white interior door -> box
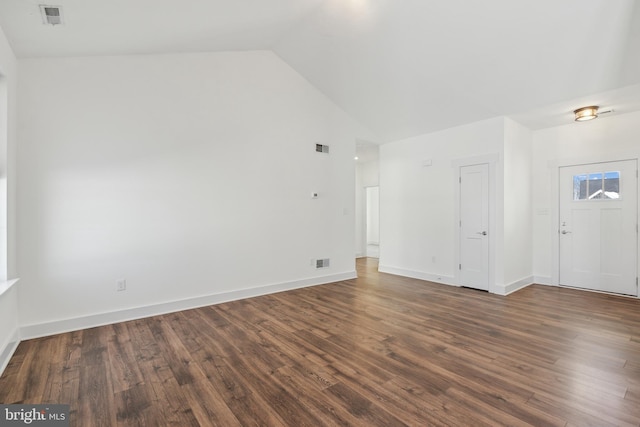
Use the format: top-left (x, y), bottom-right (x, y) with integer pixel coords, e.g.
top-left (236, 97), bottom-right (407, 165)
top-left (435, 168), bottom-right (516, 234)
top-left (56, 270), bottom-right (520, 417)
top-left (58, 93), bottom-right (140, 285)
top-left (459, 164), bottom-right (489, 290)
top-left (559, 160), bottom-right (638, 296)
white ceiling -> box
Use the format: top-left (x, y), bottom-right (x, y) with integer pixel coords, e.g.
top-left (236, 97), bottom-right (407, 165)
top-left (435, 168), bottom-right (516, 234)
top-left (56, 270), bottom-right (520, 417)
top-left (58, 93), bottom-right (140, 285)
top-left (356, 141), bottom-right (379, 163)
top-left (0, 0), bottom-right (324, 56)
top-left (1, 0), bottom-right (639, 142)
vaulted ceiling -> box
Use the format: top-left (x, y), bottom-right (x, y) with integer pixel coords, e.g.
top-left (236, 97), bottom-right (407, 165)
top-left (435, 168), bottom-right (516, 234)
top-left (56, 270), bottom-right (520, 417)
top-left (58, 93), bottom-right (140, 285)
top-left (1, 0), bottom-right (639, 142)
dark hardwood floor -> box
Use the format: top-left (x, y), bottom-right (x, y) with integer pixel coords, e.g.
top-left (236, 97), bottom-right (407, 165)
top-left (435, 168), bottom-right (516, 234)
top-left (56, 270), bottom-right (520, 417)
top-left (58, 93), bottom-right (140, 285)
top-left (1, 257), bottom-right (639, 426)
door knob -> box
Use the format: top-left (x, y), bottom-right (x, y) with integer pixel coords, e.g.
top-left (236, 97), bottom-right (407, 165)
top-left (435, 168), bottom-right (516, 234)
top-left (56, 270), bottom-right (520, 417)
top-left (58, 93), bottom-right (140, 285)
top-left (476, 231), bottom-right (487, 236)
top-left (561, 230), bottom-right (571, 234)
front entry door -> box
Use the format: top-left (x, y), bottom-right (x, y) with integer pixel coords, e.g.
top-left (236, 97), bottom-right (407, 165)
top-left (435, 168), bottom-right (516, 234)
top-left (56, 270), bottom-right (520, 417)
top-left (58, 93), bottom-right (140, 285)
top-left (559, 160), bottom-right (638, 296)
top-left (459, 164), bottom-right (489, 291)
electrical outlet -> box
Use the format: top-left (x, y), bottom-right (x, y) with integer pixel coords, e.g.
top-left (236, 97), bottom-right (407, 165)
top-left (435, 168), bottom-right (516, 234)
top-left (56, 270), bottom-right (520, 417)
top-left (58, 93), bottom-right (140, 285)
top-left (116, 279), bottom-right (127, 292)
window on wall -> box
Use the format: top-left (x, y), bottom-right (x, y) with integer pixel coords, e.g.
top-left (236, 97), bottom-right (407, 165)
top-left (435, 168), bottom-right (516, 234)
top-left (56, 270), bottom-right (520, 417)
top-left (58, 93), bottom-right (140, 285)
top-left (573, 171), bottom-right (620, 200)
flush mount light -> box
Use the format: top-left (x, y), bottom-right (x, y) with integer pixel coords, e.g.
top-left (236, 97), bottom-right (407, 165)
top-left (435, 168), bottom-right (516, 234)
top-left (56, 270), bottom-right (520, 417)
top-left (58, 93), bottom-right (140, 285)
top-left (574, 106), bottom-right (599, 122)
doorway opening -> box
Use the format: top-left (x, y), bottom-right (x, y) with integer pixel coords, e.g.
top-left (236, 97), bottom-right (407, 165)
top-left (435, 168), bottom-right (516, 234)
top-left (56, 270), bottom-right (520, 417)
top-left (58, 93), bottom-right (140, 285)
top-left (355, 141), bottom-right (379, 259)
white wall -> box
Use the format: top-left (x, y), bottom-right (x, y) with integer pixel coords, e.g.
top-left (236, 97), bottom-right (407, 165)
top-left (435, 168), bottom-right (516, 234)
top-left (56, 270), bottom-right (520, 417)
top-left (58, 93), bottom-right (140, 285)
top-left (379, 116), bottom-right (535, 294)
top-left (379, 117), bottom-right (505, 284)
top-left (355, 160), bottom-right (378, 256)
top-left (0, 22), bottom-right (19, 373)
top-left (503, 118), bottom-right (533, 288)
top-left (532, 110), bottom-right (640, 284)
top-left (17, 51), bottom-right (371, 336)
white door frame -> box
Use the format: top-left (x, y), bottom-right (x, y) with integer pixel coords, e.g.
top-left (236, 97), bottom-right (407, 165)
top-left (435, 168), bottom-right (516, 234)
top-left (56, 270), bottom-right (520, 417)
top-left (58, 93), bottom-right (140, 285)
top-left (548, 154), bottom-right (640, 296)
top-left (453, 154), bottom-right (499, 293)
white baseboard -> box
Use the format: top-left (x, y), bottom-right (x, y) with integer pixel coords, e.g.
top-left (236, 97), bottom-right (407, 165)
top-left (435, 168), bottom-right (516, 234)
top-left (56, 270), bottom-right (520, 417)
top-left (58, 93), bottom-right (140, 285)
top-left (494, 276), bottom-right (534, 296)
top-left (379, 265), bottom-right (538, 297)
top-left (0, 329), bottom-right (20, 376)
top-left (378, 265), bottom-right (457, 287)
top-left (533, 276), bottom-right (554, 286)
top-left (20, 271), bottom-right (356, 340)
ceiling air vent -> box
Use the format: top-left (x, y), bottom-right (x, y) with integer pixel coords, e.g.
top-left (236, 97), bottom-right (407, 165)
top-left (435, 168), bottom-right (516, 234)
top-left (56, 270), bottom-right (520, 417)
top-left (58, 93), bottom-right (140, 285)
top-left (315, 144), bottom-right (329, 154)
top-left (39, 5), bottom-right (64, 26)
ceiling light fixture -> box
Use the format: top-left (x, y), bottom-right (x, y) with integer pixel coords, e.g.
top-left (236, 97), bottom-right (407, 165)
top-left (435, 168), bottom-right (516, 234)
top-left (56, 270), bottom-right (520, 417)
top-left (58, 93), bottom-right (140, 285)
top-left (574, 106), bottom-right (599, 122)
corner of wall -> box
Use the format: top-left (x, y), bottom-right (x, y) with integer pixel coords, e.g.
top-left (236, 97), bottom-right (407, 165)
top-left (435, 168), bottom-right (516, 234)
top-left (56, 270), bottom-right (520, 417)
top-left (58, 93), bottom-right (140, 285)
top-left (0, 21), bottom-right (20, 378)
top-left (0, 282), bottom-right (20, 376)
top-left (0, 332), bottom-right (19, 376)
top-left (493, 276), bottom-right (534, 296)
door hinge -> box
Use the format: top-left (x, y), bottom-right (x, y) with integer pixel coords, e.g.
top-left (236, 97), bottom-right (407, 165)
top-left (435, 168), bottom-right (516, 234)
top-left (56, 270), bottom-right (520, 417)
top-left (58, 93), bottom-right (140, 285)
top-left (459, 177), bottom-right (461, 184)
top-left (459, 264), bottom-right (462, 270)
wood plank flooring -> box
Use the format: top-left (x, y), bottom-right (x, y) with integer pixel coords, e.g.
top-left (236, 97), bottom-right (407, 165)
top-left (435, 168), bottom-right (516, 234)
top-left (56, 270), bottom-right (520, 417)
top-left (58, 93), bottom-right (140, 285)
top-left (1, 257), bottom-right (640, 426)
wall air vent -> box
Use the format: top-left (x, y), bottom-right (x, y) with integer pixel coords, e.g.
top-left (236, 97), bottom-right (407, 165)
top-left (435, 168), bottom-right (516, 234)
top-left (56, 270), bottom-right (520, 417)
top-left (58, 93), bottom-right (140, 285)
top-left (40, 5), bottom-right (64, 26)
top-left (316, 258), bottom-right (330, 269)
top-left (315, 144), bottom-right (329, 154)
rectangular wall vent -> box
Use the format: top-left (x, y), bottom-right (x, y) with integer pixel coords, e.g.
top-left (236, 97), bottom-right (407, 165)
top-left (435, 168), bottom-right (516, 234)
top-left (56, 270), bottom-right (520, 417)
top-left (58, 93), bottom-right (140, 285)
top-left (315, 144), bottom-right (329, 154)
top-left (316, 258), bottom-right (330, 269)
top-left (40, 5), bottom-right (64, 25)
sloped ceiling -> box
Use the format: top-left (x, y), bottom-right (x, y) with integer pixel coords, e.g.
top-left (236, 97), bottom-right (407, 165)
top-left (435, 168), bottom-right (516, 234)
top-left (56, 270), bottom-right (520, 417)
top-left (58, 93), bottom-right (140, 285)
top-left (1, 0), bottom-right (639, 142)
top-left (274, 0), bottom-right (640, 141)
top-left (0, 0), bottom-right (324, 56)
